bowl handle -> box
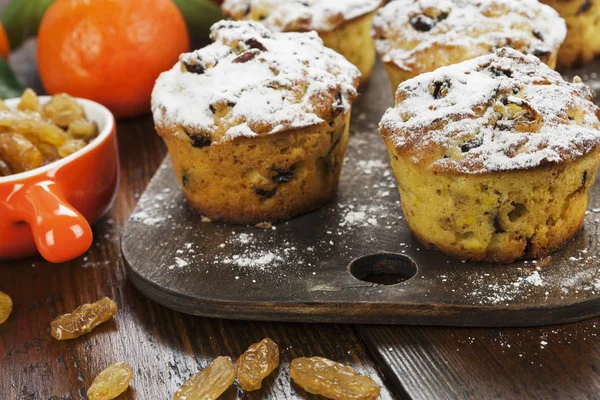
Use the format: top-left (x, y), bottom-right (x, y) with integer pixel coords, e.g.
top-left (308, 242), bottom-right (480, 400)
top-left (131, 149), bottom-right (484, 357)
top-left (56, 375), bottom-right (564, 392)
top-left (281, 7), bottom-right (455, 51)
top-left (11, 180), bottom-right (93, 263)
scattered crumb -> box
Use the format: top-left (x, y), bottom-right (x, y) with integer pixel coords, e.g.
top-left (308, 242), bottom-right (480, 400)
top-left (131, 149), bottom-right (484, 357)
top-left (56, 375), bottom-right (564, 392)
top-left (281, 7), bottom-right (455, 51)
top-left (255, 221), bottom-right (273, 229)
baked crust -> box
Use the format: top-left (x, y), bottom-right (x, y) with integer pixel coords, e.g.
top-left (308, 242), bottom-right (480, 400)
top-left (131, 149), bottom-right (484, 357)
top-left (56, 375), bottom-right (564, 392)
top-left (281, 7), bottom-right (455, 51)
top-left (317, 11), bottom-right (378, 84)
top-left (539, 0), bottom-right (600, 68)
top-left (372, 0), bottom-right (566, 89)
top-left (386, 144), bottom-right (600, 263)
top-left (159, 112), bottom-right (351, 224)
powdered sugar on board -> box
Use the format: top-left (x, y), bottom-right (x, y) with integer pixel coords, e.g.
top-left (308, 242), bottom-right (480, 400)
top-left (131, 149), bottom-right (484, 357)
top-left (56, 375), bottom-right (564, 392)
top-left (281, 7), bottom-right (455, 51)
top-left (130, 188), bottom-right (175, 227)
top-left (221, 0), bottom-right (383, 32)
top-left (425, 235), bottom-right (600, 306)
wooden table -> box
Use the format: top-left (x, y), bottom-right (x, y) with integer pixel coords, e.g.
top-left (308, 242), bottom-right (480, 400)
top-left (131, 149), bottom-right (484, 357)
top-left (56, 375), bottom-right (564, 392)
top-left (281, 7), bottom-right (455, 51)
top-left (2, 28), bottom-right (600, 400)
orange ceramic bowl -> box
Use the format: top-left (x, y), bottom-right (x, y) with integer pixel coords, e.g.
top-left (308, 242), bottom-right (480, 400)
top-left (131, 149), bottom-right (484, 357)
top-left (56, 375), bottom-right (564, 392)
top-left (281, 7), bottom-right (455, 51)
top-left (0, 97), bottom-right (119, 263)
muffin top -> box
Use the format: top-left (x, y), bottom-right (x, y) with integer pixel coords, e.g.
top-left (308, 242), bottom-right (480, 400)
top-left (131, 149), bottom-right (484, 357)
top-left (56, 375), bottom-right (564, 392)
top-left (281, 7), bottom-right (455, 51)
top-left (372, 0), bottom-right (566, 72)
top-left (221, 0), bottom-right (383, 32)
top-left (379, 48), bottom-right (600, 174)
top-left (152, 21), bottom-right (360, 144)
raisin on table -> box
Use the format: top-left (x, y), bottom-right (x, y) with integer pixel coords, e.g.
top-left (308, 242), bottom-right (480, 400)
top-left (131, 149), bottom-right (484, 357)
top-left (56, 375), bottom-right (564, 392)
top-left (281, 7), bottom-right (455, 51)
top-left (0, 291), bottom-right (12, 324)
top-left (174, 356), bottom-right (235, 400)
top-left (87, 362), bottom-right (133, 400)
top-left (236, 337), bottom-right (280, 391)
top-left (50, 297), bottom-right (117, 340)
top-left (290, 357), bottom-right (381, 400)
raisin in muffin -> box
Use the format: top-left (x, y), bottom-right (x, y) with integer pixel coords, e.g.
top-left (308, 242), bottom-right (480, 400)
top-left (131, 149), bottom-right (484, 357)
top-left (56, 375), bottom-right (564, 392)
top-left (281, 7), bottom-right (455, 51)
top-left (152, 21), bottom-right (360, 224)
top-left (372, 0), bottom-right (567, 92)
top-left (539, 0), bottom-right (600, 68)
top-left (379, 48), bottom-right (600, 263)
top-left (221, 0), bottom-right (383, 83)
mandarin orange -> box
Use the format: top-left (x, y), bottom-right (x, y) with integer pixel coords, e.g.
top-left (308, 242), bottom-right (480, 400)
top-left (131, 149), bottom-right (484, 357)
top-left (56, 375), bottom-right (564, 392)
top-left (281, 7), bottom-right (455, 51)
top-left (37, 0), bottom-right (189, 118)
top-left (0, 22), bottom-right (10, 60)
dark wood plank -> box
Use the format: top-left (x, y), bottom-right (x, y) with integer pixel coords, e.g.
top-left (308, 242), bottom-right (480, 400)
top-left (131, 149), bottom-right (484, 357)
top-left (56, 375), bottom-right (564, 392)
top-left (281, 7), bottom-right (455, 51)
top-left (357, 322), bottom-right (600, 399)
top-left (0, 112), bottom-right (395, 399)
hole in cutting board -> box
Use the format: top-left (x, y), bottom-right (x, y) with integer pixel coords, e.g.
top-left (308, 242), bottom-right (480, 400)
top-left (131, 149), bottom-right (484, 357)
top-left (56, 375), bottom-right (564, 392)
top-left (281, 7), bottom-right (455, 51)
top-left (349, 253), bottom-right (418, 285)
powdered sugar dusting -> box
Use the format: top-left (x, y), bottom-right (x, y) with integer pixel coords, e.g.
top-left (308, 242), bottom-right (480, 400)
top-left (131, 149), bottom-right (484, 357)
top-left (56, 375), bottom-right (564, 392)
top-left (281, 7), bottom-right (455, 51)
top-left (525, 270), bottom-right (543, 287)
top-left (223, 251), bottom-right (283, 269)
top-left (152, 21), bottom-right (360, 144)
top-left (379, 48), bottom-right (600, 174)
top-left (373, 0), bottom-right (566, 71)
top-left (222, 0), bottom-right (383, 32)
top-left (130, 211), bottom-right (165, 227)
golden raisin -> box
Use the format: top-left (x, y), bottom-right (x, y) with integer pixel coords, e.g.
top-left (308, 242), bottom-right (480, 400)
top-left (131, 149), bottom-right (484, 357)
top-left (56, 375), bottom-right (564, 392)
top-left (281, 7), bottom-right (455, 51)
top-left (0, 132), bottom-right (44, 173)
top-left (43, 93), bottom-right (85, 128)
top-left (87, 362), bottom-right (133, 400)
top-left (51, 297), bottom-right (117, 340)
top-left (0, 291), bottom-right (13, 324)
top-left (236, 337), bottom-right (279, 391)
top-left (35, 142), bottom-right (61, 162)
top-left (3, 118), bottom-right (69, 147)
top-left (290, 357), bottom-right (381, 400)
top-left (68, 118), bottom-right (98, 139)
top-left (17, 88), bottom-right (43, 114)
top-left (0, 159), bottom-right (11, 175)
top-left (58, 139), bottom-right (87, 158)
top-left (174, 356), bottom-right (235, 400)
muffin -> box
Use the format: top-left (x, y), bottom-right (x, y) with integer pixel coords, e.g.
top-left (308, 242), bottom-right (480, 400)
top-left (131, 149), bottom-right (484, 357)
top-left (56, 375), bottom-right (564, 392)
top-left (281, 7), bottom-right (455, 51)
top-left (152, 21), bottom-right (360, 224)
top-left (379, 48), bottom-right (600, 263)
top-left (539, 0), bottom-right (600, 68)
top-left (221, 0), bottom-right (384, 83)
top-left (372, 0), bottom-right (567, 92)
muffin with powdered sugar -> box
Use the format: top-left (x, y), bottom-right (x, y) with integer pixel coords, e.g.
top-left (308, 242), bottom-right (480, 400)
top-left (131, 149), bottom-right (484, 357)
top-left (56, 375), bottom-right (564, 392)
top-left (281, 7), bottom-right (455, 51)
top-left (221, 0), bottom-right (384, 83)
top-left (152, 21), bottom-right (360, 224)
top-left (372, 0), bottom-right (566, 92)
top-left (379, 48), bottom-right (600, 263)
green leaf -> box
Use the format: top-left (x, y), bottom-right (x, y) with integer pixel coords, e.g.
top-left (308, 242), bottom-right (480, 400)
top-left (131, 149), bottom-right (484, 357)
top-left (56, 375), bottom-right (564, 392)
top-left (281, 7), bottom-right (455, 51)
top-left (0, 57), bottom-right (24, 99)
top-left (1, 0), bottom-right (55, 50)
top-left (172, 0), bottom-right (223, 44)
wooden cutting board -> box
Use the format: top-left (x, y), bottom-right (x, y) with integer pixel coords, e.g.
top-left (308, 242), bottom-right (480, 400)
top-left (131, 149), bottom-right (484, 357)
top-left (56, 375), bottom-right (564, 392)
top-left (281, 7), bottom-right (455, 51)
top-left (122, 60), bottom-right (600, 327)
